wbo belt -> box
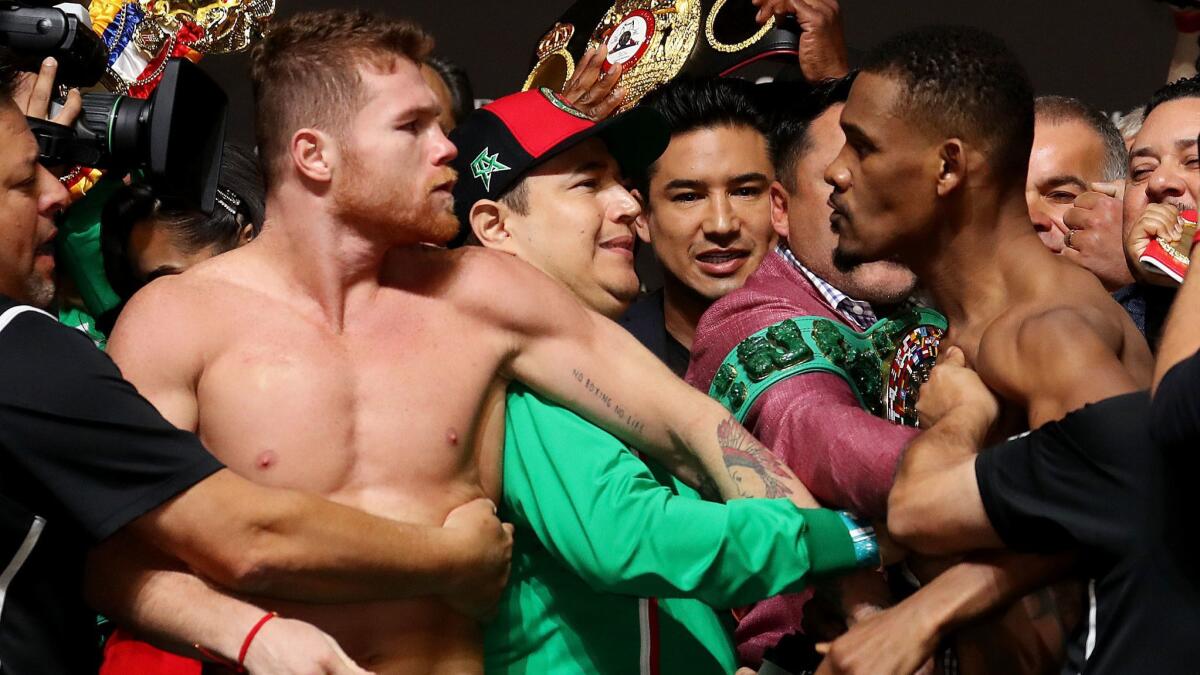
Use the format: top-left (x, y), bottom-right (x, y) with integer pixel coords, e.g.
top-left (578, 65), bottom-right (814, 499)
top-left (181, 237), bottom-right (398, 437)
top-left (708, 308), bottom-right (947, 426)
top-left (524, 0), bottom-right (801, 112)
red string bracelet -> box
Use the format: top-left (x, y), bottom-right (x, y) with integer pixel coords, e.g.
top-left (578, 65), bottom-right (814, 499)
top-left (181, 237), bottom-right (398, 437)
top-left (238, 611), bottom-right (280, 669)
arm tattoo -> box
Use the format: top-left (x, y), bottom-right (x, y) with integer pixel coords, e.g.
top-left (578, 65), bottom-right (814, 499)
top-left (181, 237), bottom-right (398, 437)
top-left (718, 416), bottom-right (794, 499)
top-left (572, 368), bottom-right (645, 434)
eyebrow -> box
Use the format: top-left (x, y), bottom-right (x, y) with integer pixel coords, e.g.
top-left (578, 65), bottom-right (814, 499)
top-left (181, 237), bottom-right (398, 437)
top-left (663, 178), bottom-right (707, 191)
top-left (661, 172), bottom-right (771, 191)
top-left (1131, 137), bottom-right (1198, 159)
top-left (842, 121), bottom-right (875, 146)
top-left (393, 102), bottom-right (441, 121)
top-left (572, 160), bottom-right (607, 175)
top-left (1039, 174), bottom-right (1088, 192)
top-left (729, 172), bottom-right (770, 184)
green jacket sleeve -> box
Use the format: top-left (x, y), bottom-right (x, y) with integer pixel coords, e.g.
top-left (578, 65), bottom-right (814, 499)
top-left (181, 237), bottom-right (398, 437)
top-left (501, 385), bottom-right (858, 609)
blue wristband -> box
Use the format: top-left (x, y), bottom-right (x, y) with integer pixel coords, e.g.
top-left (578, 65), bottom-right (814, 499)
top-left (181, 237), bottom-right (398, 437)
top-left (837, 511), bottom-right (881, 569)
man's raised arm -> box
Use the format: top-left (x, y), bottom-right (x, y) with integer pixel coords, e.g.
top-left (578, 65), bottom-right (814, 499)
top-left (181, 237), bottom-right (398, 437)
top-left (485, 253), bottom-right (819, 505)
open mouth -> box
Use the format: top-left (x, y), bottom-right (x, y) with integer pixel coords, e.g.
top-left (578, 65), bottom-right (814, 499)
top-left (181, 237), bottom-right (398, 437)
top-left (695, 248), bottom-right (750, 276)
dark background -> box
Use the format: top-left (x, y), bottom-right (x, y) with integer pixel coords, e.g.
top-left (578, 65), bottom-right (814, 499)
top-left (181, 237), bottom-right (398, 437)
top-left (202, 1), bottom-right (1182, 146)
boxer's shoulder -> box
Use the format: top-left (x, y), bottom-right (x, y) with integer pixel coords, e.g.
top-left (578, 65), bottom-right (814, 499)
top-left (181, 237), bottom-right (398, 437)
top-left (975, 302), bottom-right (1122, 402)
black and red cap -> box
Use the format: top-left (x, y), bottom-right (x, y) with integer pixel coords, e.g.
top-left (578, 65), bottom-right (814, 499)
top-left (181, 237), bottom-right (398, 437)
top-left (448, 87), bottom-right (668, 246)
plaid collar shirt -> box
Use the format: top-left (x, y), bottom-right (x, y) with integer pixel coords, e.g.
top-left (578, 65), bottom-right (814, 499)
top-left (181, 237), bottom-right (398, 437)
top-left (776, 244), bottom-right (879, 330)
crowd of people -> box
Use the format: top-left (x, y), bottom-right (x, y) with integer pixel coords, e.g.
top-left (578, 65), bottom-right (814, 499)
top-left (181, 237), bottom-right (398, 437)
top-left (3, 1), bottom-right (1200, 674)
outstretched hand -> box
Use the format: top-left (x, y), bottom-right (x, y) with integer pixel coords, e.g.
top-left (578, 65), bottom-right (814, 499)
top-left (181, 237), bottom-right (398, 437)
top-left (751, 0), bottom-right (849, 83)
top-left (560, 45), bottom-right (626, 120)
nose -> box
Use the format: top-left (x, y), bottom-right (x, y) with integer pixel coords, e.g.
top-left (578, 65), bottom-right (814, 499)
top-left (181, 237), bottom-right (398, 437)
top-left (824, 147), bottom-right (851, 193)
top-left (1147, 165), bottom-right (1188, 205)
top-left (609, 184), bottom-right (641, 226)
top-left (432, 125), bottom-right (458, 165)
top-left (36, 164), bottom-right (69, 219)
top-left (1028, 200), bottom-right (1056, 234)
top-left (702, 194), bottom-right (742, 237)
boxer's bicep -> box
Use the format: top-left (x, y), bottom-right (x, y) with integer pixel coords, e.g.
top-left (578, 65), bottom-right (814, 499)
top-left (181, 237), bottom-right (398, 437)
top-left (108, 280), bottom-right (204, 431)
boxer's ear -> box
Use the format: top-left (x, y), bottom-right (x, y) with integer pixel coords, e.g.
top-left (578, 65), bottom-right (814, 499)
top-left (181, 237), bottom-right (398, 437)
top-left (291, 128), bottom-right (333, 183)
top-left (769, 181), bottom-right (790, 240)
top-left (935, 139), bottom-right (966, 197)
top-left (470, 200), bottom-right (518, 253)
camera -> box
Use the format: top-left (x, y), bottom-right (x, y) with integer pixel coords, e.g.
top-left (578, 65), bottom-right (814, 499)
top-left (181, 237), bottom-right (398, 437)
top-left (1, 1), bottom-right (227, 213)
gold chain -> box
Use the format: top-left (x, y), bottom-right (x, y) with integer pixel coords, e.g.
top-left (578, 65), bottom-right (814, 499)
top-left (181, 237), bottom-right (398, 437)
top-left (705, 0), bottom-right (774, 53)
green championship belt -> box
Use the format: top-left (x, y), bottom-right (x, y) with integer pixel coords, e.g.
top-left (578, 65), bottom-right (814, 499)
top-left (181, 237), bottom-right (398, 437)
top-left (708, 307), bottom-right (947, 426)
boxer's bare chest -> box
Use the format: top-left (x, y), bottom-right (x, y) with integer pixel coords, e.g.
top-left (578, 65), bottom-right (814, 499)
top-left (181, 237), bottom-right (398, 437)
top-left (193, 291), bottom-right (507, 523)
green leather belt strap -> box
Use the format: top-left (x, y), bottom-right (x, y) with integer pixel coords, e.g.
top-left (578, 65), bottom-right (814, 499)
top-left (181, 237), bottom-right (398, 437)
top-left (708, 307), bottom-right (948, 423)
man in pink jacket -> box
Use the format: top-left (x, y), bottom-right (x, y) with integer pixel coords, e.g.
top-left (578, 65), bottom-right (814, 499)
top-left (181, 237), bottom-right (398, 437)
top-left (686, 79), bottom-right (921, 666)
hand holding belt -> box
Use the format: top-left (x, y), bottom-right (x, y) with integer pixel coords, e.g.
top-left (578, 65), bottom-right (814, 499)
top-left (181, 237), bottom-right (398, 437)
top-left (524, 0), bottom-right (802, 111)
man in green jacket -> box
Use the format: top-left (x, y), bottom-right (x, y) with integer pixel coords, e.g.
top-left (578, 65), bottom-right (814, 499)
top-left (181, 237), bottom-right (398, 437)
top-left (450, 88), bottom-right (880, 674)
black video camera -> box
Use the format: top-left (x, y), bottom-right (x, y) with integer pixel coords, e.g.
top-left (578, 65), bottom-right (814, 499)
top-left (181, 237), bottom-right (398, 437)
top-left (0, 1), bottom-right (226, 213)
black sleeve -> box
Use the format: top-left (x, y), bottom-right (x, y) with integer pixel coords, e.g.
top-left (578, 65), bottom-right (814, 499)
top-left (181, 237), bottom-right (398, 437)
top-left (0, 307), bottom-right (223, 542)
top-left (1150, 349), bottom-right (1200, 448)
top-left (974, 393), bottom-right (1152, 562)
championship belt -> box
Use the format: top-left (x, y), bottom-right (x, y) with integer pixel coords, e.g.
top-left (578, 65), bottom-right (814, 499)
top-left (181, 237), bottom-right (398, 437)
top-left (523, 0), bottom-right (800, 112)
top-left (708, 308), bottom-right (947, 426)
top-left (1139, 208), bottom-right (1198, 284)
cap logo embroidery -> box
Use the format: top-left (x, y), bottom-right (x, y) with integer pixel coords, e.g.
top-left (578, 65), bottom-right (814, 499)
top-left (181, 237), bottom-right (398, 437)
top-left (470, 147), bottom-right (511, 192)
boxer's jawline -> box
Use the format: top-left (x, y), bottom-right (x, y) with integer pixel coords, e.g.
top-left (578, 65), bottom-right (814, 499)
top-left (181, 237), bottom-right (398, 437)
top-left (717, 416), bottom-right (794, 500)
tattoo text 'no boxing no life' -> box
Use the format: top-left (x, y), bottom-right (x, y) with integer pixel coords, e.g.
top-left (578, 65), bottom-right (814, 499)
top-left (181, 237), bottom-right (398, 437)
top-left (573, 368), bottom-right (645, 434)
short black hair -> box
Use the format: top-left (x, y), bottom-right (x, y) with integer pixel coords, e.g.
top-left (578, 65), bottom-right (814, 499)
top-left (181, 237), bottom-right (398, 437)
top-left (101, 143), bottom-right (266, 300)
top-left (636, 76), bottom-right (772, 195)
top-left (426, 55), bottom-right (475, 125)
top-left (764, 76), bottom-right (853, 192)
top-left (861, 25), bottom-right (1035, 185)
top-left (1144, 75), bottom-right (1200, 119)
top-left (1035, 95), bottom-right (1127, 181)
top-left (641, 76), bottom-right (771, 144)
